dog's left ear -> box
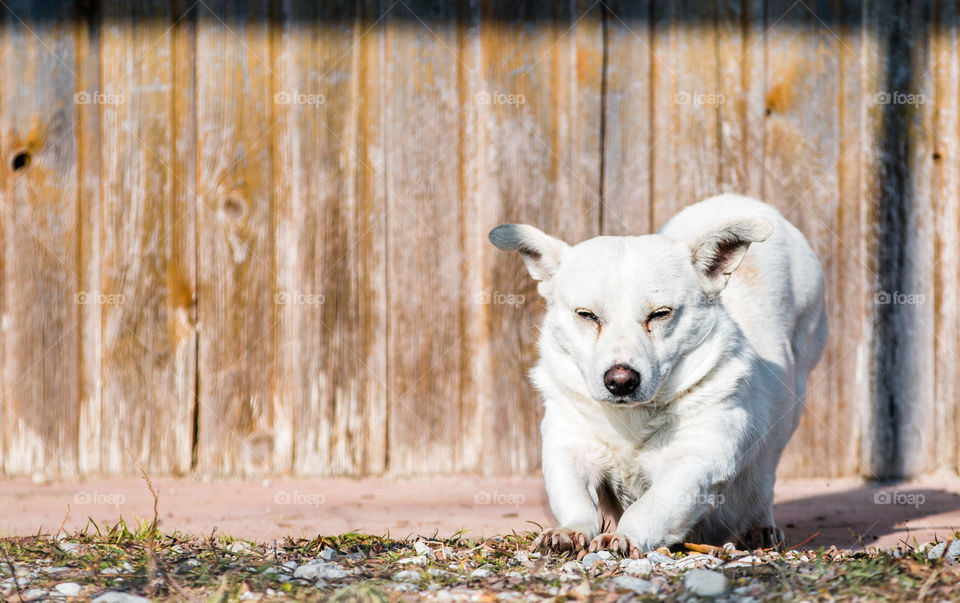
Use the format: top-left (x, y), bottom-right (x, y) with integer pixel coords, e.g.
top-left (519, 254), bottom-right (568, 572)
top-left (689, 217), bottom-right (773, 293)
top-left (488, 224), bottom-right (569, 297)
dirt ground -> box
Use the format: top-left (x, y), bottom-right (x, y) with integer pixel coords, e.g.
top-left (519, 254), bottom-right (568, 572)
top-left (3, 473), bottom-right (960, 550)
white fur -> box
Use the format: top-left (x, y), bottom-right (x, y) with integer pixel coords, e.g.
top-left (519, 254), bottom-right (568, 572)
top-left (490, 194), bottom-right (828, 551)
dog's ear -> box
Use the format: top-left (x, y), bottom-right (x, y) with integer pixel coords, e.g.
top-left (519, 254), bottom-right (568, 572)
top-left (488, 224), bottom-right (569, 294)
top-left (689, 217), bottom-right (773, 293)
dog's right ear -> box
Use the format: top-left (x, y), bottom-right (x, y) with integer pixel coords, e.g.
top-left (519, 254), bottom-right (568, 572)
top-left (488, 224), bottom-right (569, 294)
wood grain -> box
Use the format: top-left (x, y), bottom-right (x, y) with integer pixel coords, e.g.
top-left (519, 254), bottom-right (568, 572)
top-left (99, 0), bottom-right (196, 475)
top-left (195, 0), bottom-right (278, 476)
top-left (0, 0), bottom-right (81, 477)
top-left (274, 0), bottom-right (387, 476)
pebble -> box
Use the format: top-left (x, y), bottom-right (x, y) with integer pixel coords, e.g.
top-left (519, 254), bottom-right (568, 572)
top-left (595, 550), bottom-right (613, 560)
top-left (92, 593), bottom-right (152, 603)
top-left (560, 560), bottom-right (584, 573)
top-left (292, 560), bottom-right (349, 581)
top-left (319, 546), bottom-right (340, 561)
top-left (392, 570), bottom-right (422, 582)
top-left (397, 555), bottom-right (429, 566)
top-left (282, 560), bottom-right (299, 570)
top-left (55, 582), bottom-right (82, 597)
top-left (345, 551), bottom-right (366, 561)
top-left (470, 568), bottom-right (493, 579)
top-left (413, 541), bottom-right (432, 556)
top-left (947, 540), bottom-right (960, 560)
top-left (620, 557), bottom-right (653, 576)
top-left (927, 542), bottom-right (947, 560)
top-left (646, 551), bottom-right (675, 566)
top-left (227, 541), bottom-right (249, 554)
top-left (608, 575), bottom-right (657, 595)
top-left (580, 553), bottom-right (601, 570)
top-left (684, 569), bottom-right (729, 597)
top-left (59, 542), bottom-right (80, 554)
top-left (21, 590), bottom-right (47, 602)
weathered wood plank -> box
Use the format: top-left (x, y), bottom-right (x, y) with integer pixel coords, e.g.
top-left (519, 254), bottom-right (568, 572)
top-left (195, 0), bottom-right (278, 476)
top-left (99, 0), bottom-right (196, 475)
top-left (601, 0), bottom-right (653, 235)
top-left (650, 0), bottom-right (721, 227)
top-left (463, 1), bottom-right (604, 474)
top-left (0, 0), bottom-right (81, 477)
top-left (274, 0), bottom-right (387, 476)
top-left (762, 0), bottom-right (854, 478)
top-left (930, 0), bottom-right (960, 472)
top-left (76, 0), bottom-right (103, 475)
top-left (385, 1), bottom-right (465, 474)
top-left (716, 0), bottom-right (764, 197)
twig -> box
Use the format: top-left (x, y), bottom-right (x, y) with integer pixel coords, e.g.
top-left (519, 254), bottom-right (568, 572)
top-left (787, 532), bottom-right (820, 551)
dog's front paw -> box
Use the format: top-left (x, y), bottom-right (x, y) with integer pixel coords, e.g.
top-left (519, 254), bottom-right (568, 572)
top-left (531, 528), bottom-right (588, 554)
top-left (588, 533), bottom-right (642, 558)
top-left (739, 525), bottom-right (785, 551)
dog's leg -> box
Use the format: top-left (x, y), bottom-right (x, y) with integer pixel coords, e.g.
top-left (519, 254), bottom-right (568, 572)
top-left (532, 444), bottom-right (600, 555)
top-left (738, 525), bottom-right (784, 551)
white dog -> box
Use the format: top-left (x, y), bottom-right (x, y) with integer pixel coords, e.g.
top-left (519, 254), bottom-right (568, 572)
top-left (489, 194), bottom-right (828, 556)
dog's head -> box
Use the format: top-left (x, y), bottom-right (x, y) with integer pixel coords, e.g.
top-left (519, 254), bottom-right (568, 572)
top-left (489, 217), bottom-right (772, 406)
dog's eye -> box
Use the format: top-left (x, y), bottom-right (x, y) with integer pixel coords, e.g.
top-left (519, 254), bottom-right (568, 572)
top-left (575, 308), bottom-right (599, 322)
top-left (646, 307), bottom-right (673, 324)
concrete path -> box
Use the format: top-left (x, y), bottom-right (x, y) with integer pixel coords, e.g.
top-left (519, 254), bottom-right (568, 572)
top-left (3, 474), bottom-right (959, 550)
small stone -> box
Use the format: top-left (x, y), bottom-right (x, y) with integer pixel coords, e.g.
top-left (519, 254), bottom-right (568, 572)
top-left (282, 560), bottom-right (298, 570)
top-left (413, 541), bottom-right (432, 556)
top-left (345, 551), bottom-right (365, 561)
top-left (319, 546), bottom-right (340, 561)
top-left (580, 552), bottom-right (602, 570)
top-left (608, 575), bottom-right (656, 595)
top-left (92, 593), bottom-right (152, 603)
top-left (293, 561), bottom-right (348, 581)
top-left (560, 560), bottom-right (584, 573)
top-left (57, 542), bottom-right (79, 554)
top-left (392, 569), bottom-right (421, 582)
top-left (927, 542), bottom-right (947, 560)
top-left (55, 582), bottom-right (82, 597)
top-left (22, 590), bottom-right (47, 602)
top-left (397, 555), bottom-right (429, 566)
top-left (227, 541), bottom-right (249, 554)
top-left (677, 553), bottom-right (721, 569)
top-left (946, 540), bottom-right (960, 561)
top-left (595, 550), bottom-right (612, 560)
top-left (100, 568), bottom-right (120, 576)
top-left (684, 569), bottom-right (729, 597)
top-left (620, 558), bottom-right (653, 576)
top-left (470, 568), bottom-right (493, 579)
top-left (646, 551), bottom-right (675, 566)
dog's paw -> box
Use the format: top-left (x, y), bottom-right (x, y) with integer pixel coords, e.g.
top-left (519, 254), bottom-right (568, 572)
top-left (738, 525), bottom-right (785, 551)
top-left (587, 533), bottom-right (643, 558)
top-left (531, 528), bottom-right (588, 554)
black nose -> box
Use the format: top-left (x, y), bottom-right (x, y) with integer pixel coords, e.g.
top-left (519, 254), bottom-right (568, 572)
top-left (603, 364), bottom-right (640, 396)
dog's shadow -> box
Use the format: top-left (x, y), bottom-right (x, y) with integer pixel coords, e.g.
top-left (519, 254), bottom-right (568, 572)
top-left (776, 483), bottom-right (960, 550)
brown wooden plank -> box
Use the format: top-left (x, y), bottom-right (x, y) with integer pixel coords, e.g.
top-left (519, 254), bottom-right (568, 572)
top-left (98, 0), bottom-right (196, 475)
top-left (274, 0), bottom-right (387, 476)
top-left (762, 0), bottom-right (855, 478)
top-left (76, 0), bottom-right (103, 475)
top-left (0, 0), bottom-right (81, 477)
top-left (930, 0), bottom-right (960, 473)
top-left (716, 0), bottom-right (764, 198)
top-left (195, 0), bottom-right (278, 476)
top-left (601, 0), bottom-right (653, 235)
top-left (461, 1), bottom-right (604, 474)
top-left (385, 0), bottom-right (465, 474)
top-left (930, 0), bottom-right (959, 472)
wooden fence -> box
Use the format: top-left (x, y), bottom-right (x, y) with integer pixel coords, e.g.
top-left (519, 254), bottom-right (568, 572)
top-left (0, 0), bottom-right (957, 479)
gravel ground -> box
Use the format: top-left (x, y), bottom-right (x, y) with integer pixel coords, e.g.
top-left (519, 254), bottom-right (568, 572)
top-left (2, 527), bottom-right (960, 602)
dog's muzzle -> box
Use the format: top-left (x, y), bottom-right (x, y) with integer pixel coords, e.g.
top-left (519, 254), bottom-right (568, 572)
top-left (603, 364), bottom-right (640, 397)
